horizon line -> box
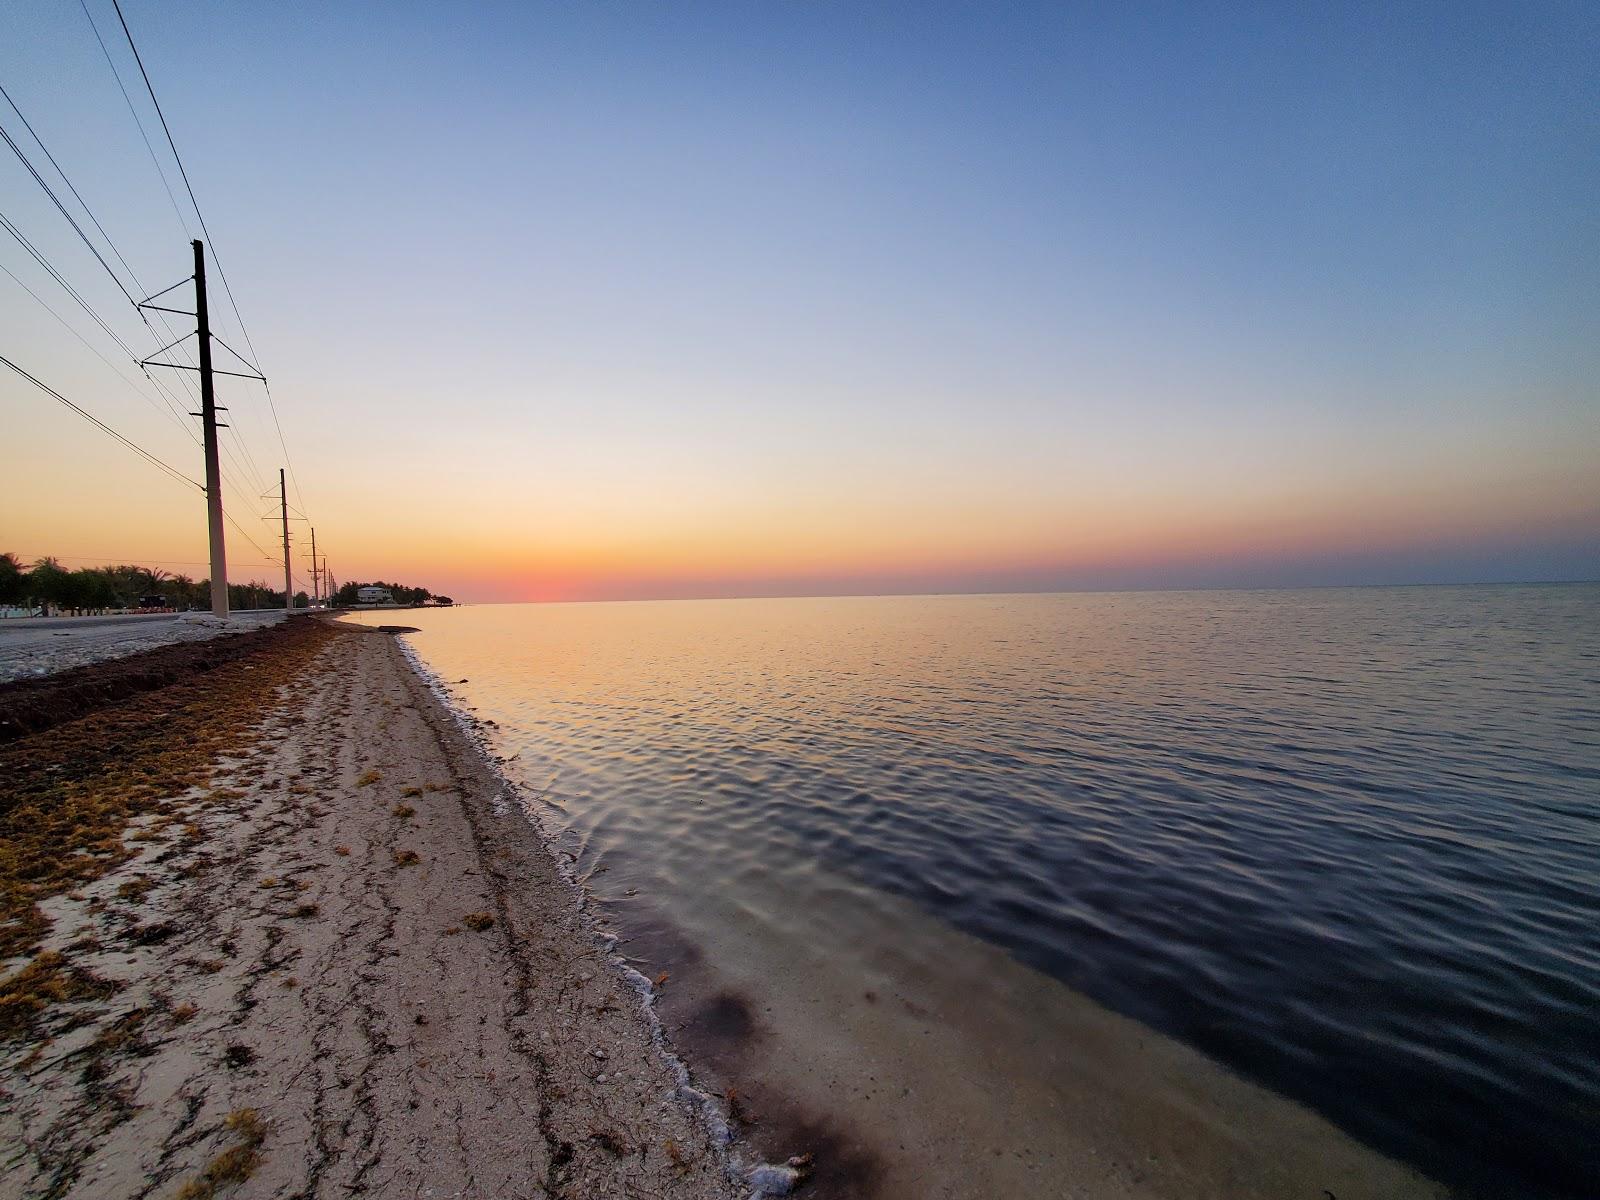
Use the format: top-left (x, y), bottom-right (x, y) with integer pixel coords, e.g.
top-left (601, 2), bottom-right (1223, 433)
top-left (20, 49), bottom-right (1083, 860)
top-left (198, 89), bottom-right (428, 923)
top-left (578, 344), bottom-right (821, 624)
top-left (448, 576), bottom-right (1600, 607)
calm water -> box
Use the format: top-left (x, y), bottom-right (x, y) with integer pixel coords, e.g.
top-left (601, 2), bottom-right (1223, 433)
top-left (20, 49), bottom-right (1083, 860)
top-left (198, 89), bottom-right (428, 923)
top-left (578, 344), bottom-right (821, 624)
top-left (357, 586), bottom-right (1599, 1196)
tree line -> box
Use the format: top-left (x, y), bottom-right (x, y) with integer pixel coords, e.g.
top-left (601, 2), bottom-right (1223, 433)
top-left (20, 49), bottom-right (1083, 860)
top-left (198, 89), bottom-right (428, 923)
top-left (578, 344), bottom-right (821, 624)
top-left (0, 553), bottom-right (302, 614)
top-left (2, 554), bottom-right (450, 615)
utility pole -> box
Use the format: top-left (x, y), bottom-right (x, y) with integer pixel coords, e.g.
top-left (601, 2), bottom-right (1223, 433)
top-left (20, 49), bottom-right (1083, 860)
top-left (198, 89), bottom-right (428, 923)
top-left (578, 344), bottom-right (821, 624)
top-left (193, 239), bottom-right (228, 617)
top-left (279, 468), bottom-right (292, 609)
top-left (310, 527), bottom-right (320, 607)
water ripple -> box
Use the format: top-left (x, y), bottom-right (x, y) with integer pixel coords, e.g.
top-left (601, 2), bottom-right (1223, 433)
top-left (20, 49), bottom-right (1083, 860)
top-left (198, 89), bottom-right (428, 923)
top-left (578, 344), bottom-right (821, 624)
top-left (388, 586), bottom-right (1599, 1198)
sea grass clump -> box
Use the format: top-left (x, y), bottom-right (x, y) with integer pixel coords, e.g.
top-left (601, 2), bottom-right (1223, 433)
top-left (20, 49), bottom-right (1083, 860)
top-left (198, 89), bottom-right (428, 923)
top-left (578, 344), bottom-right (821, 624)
top-left (175, 1108), bottom-right (267, 1199)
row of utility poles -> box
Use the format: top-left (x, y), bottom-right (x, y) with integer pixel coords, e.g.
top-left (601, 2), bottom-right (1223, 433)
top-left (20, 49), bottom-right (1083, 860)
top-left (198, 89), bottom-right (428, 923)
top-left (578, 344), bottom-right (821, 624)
top-left (142, 239), bottom-right (326, 616)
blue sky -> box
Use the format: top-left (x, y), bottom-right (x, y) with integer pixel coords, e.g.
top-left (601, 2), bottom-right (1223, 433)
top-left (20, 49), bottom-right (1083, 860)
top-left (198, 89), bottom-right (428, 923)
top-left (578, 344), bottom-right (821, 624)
top-left (2, 2), bottom-right (1596, 597)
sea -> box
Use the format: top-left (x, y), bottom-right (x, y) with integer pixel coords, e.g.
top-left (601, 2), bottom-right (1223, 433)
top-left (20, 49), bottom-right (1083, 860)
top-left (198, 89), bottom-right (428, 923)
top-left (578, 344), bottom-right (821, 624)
top-left (348, 585), bottom-right (1599, 1198)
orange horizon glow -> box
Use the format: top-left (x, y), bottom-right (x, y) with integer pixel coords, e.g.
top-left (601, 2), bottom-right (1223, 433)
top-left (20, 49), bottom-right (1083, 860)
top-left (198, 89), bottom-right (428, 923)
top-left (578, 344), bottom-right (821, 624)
top-left (7, 423), bottom-right (1597, 604)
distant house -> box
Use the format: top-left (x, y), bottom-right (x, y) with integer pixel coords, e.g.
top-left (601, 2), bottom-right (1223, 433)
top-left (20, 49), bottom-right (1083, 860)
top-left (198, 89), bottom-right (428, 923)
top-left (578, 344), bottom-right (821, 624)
top-left (356, 585), bottom-right (394, 605)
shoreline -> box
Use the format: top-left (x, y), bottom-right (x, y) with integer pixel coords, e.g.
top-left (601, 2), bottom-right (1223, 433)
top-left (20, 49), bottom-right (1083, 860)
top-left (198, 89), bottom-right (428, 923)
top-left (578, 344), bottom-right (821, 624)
top-left (369, 606), bottom-right (1458, 1200)
top-left (0, 620), bottom-right (749, 1198)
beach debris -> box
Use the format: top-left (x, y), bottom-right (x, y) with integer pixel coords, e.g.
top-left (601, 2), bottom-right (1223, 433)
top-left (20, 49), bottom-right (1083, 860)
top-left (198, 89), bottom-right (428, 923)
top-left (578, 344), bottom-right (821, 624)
top-left (0, 951), bottom-right (119, 1041)
top-left (333, 845), bottom-right (351, 856)
top-left (175, 1108), bottom-right (266, 1200)
top-left (356, 769), bottom-right (381, 787)
top-left (401, 786), bottom-right (423, 798)
top-left (654, 972), bottom-right (670, 989)
top-left (463, 911), bottom-right (494, 931)
top-left (724, 1086), bottom-right (754, 1126)
top-left (746, 1155), bottom-right (813, 1196)
top-left (290, 903), bottom-right (320, 919)
top-left (393, 850), bottom-right (421, 867)
top-left (223, 1043), bottom-right (255, 1069)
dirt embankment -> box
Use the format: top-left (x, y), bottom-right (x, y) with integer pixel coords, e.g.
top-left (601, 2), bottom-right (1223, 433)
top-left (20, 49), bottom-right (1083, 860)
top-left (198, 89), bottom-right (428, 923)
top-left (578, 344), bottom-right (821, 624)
top-left (0, 622), bottom-right (740, 1199)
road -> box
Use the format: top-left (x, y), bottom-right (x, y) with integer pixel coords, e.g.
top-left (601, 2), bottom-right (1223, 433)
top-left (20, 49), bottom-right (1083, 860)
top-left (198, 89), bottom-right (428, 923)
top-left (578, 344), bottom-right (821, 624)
top-left (0, 610), bottom-right (288, 683)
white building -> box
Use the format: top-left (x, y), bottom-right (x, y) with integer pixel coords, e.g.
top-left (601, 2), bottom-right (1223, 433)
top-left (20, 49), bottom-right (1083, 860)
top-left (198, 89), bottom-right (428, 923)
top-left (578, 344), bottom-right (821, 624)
top-left (356, 585), bottom-right (394, 605)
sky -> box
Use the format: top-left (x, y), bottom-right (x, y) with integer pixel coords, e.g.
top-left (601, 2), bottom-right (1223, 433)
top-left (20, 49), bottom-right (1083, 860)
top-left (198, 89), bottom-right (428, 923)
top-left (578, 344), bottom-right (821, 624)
top-left (2, 1), bottom-right (1596, 601)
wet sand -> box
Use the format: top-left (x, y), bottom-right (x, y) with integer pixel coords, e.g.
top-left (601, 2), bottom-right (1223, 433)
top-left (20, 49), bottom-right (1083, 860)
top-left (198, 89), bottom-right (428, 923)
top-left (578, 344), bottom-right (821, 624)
top-left (623, 886), bottom-right (1452, 1200)
top-left (0, 622), bottom-right (739, 1199)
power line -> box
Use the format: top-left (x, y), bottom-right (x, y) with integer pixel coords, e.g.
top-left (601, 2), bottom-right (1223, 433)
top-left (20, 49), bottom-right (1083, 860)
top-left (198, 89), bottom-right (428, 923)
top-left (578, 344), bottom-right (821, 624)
top-left (9, 8), bottom-right (269, 507)
top-left (8, 5), bottom-right (320, 600)
top-left (0, 81), bottom-right (152, 304)
top-left (77, 0), bottom-right (192, 240)
top-left (12, 552), bottom-right (286, 570)
top-left (221, 505), bottom-right (279, 566)
top-left (0, 192), bottom-right (202, 459)
top-left (1, 212), bottom-right (260, 503)
top-left (0, 207), bottom-right (133, 358)
top-left (0, 80), bottom-right (273, 499)
top-left (0, 257), bottom-right (197, 446)
top-left (3, 252), bottom-right (267, 558)
top-left (109, 0), bottom-right (310, 518)
top-left (0, 100), bottom-right (135, 306)
top-left (2, 352), bottom-right (202, 491)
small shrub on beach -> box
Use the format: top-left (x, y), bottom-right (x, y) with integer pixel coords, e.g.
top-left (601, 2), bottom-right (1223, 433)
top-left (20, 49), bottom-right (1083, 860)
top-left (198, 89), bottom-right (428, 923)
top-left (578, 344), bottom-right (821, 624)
top-left (356, 770), bottom-right (381, 787)
top-left (258, 877), bottom-right (278, 888)
top-left (0, 952), bottom-right (117, 1041)
top-left (664, 1139), bottom-right (688, 1172)
top-left (333, 845), bottom-right (351, 857)
top-left (170, 1002), bottom-right (197, 1024)
top-left (393, 850), bottom-right (421, 867)
top-left (176, 1107), bottom-right (266, 1199)
top-left (463, 911), bottom-right (493, 931)
top-left (393, 804), bottom-right (415, 819)
top-left (290, 903), bottom-right (319, 919)
top-left (401, 786), bottom-right (423, 798)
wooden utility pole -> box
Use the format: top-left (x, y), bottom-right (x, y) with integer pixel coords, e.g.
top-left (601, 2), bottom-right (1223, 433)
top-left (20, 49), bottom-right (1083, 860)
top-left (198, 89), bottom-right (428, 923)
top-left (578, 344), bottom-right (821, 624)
top-left (310, 527), bottom-right (320, 607)
top-left (279, 468), bottom-right (292, 609)
top-left (193, 239), bottom-right (228, 617)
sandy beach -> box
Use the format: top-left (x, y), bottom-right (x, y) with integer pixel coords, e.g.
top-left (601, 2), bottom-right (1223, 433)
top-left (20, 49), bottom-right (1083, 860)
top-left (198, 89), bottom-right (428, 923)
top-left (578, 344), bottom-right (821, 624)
top-left (0, 619), bottom-right (742, 1199)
